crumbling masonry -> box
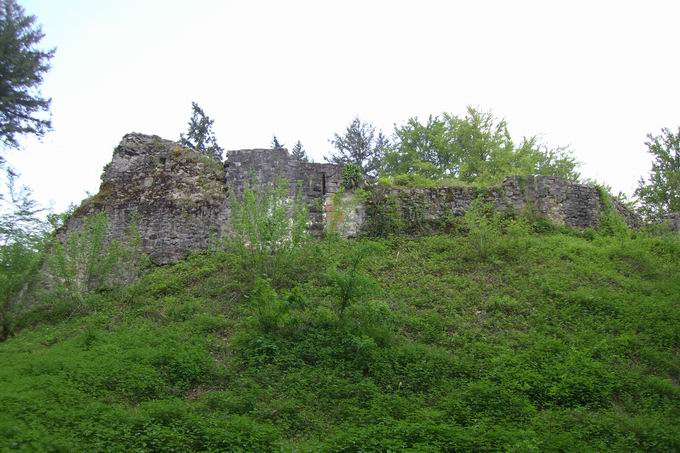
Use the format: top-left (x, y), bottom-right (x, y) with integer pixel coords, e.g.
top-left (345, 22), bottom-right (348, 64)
top-left (61, 133), bottom-right (644, 264)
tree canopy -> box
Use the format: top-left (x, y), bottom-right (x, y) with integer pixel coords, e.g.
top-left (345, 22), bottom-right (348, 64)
top-left (326, 117), bottom-right (389, 178)
top-left (383, 107), bottom-right (580, 184)
top-left (634, 127), bottom-right (680, 220)
top-left (291, 140), bottom-right (308, 161)
top-left (0, 0), bottom-right (55, 152)
top-left (0, 168), bottom-right (45, 245)
top-left (178, 102), bottom-right (223, 160)
top-left (271, 135), bottom-right (284, 150)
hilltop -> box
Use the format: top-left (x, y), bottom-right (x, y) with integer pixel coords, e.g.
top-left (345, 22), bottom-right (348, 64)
top-left (0, 132), bottom-right (679, 452)
top-left (58, 133), bottom-right (643, 265)
top-left (1, 217), bottom-right (679, 450)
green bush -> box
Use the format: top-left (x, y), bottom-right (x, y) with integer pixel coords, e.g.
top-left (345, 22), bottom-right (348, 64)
top-left (45, 212), bottom-right (148, 300)
top-left (0, 239), bottom-right (44, 339)
top-left (1, 227), bottom-right (679, 451)
top-left (341, 163), bottom-right (364, 190)
top-left (228, 177), bottom-right (308, 281)
top-left (324, 242), bottom-right (384, 317)
top-left (463, 199), bottom-right (501, 260)
top-left (249, 278), bottom-right (289, 334)
top-left (596, 185), bottom-right (631, 237)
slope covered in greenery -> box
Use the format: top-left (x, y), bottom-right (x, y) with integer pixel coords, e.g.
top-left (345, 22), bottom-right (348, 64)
top-left (1, 221), bottom-right (679, 451)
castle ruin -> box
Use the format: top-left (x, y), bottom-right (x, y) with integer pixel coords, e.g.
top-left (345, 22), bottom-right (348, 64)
top-left (61, 133), bottom-right (644, 264)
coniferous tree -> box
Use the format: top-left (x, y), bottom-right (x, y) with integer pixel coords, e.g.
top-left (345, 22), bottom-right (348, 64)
top-left (326, 117), bottom-right (388, 177)
top-left (291, 140), bottom-right (308, 161)
top-left (271, 135), bottom-right (284, 150)
top-left (0, 0), bottom-right (55, 152)
top-left (634, 127), bottom-right (680, 220)
top-left (178, 102), bottom-right (223, 160)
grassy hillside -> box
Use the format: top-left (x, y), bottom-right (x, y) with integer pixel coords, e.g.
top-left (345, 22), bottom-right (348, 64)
top-left (1, 222), bottom-right (679, 451)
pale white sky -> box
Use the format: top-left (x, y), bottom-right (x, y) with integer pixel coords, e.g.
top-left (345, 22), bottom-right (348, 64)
top-left (7, 0), bottom-right (680, 212)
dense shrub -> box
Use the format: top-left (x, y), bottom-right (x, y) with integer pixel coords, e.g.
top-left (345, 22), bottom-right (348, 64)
top-left (0, 227), bottom-right (678, 451)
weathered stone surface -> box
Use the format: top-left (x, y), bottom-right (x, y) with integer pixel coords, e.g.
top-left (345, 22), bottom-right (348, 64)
top-left (62, 133), bottom-right (643, 264)
top-left (62, 133), bottom-right (343, 264)
top-left (225, 148), bottom-right (342, 235)
top-left (326, 175), bottom-right (643, 236)
top-left (61, 133), bottom-right (229, 264)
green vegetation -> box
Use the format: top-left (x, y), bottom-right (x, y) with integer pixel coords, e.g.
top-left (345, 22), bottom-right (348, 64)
top-left (1, 210), bottom-right (148, 341)
top-left (178, 102), bottom-right (224, 161)
top-left (227, 177), bottom-right (308, 285)
top-left (70, 182), bottom-right (113, 218)
top-left (325, 188), bottom-right (368, 238)
top-left (326, 117), bottom-right (390, 178)
top-left (341, 163), bottom-right (364, 190)
top-left (635, 126), bottom-right (680, 221)
top-left (0, 0), bottom-right (55, 151)
top-left (44, 212), bottom-right (148, 299)
top-left (383, 107), bottom-right (580, 185)
top-left (1, 112), bottom-right (679, 450)
top-left (326, 107), bottom-right (580, 190)
top-left (0, 237), bottom-right (43, 339)
top-left (271, 135), bottom-right (284, 150)
top-left (1, 171), bottom-right (49, 340)
top-left (376, 173), bottom-right (485, 189)
top-left (291, 140), bottom-right (309, 162)
top-left (1, 206), bottom-right (678, 451)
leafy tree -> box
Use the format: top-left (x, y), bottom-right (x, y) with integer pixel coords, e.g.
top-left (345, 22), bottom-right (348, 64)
top-left (178, 102), bottom-right (223, 160)
top-left (0, 169), bottom-right (45, 245)
top-left (271, 135), bottom-right (284, 150)
top-left (384, 106), bottom-right (579, 184)
top-left (0, 231), bottom-right (44, 339)
top-left (0, 0), bottom-right (55, 152)
top-left (0, 168), bottom-right (47, 339)
top-left (291, 140), bottom-right (308, 161)
top-left (634, 127), bottom-right (680, 220)
top-left (326, 117), bottom-right (389, 178)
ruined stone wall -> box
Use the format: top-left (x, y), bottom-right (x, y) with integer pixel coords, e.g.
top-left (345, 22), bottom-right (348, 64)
top-left (327, 175), bottom-right (642, 236)
top-left (61, 133), bottom-right (229, 264)
top-left (62, 133), bottom-right (343, 264)
top-left (62, 133), bottom-right (645, 265)
top-left (224, 149), bottom-right (342, 234)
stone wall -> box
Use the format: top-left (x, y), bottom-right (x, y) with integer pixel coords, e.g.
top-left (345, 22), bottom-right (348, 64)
top-left (60, 133), bottom-right (229, 264)
top-left (225, 149), bottom-right (342, 235)
top-left (327, 175), bottom-right (643, 236)
top-left (62, 132), bottom-right (645, 265)
top-left (61, 133), bottom-right (343, 264)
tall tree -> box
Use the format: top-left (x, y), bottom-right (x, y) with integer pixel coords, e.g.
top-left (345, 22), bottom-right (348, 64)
top-left (326, 117), bottom-right (388, 177)
top-left (634, 127), bottom-right (680, 220)
top-left (0, 168), bottom-right (45, 245)
top-left (271, 135), bottom-right (284, 150)
top-left (0, 0), bottom-right (55, 152)
top-left (291, 140), bottom-right (308, 161)
top-left (0, 168), bottom-right (46, 339)
top-left (384, 106), bottom-right (579, 184)
top-left (178, 102), bottom-right (223, 160)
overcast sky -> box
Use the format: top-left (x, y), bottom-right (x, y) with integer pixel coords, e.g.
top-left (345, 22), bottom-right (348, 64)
top-left (7, 0), bottom-right (680, 212)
